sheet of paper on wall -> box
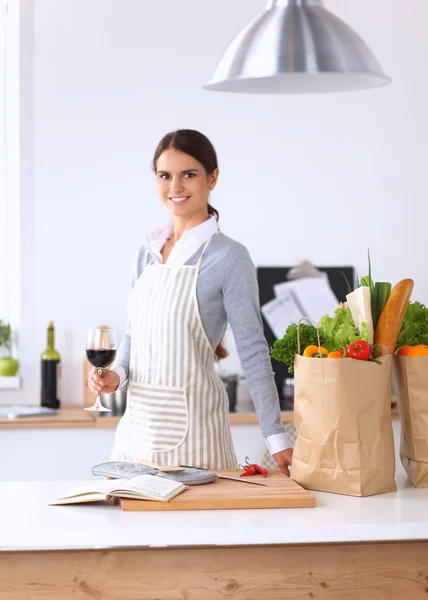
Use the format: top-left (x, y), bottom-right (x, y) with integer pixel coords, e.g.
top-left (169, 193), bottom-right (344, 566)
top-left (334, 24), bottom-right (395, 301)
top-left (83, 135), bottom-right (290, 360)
top-left (273, 274), bottom-right (339, 324)
top-left (261, 291), bottom-right (306, 339)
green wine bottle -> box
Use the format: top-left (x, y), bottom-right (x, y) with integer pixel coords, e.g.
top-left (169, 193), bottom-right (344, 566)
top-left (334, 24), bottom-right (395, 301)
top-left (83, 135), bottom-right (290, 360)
top-left (41, 321), bottom-right (61, 409)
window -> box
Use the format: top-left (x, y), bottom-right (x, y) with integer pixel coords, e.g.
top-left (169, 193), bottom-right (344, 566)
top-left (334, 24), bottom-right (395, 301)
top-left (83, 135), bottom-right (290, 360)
top-left (0, 0), bottom-right (20, 334)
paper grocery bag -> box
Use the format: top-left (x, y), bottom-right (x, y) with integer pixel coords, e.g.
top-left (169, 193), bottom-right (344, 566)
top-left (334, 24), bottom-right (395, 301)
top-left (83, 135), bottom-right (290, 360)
top-left (394, 356), bottom-right (428, 487)
top-left (292, 354), bottom-right (396, 497)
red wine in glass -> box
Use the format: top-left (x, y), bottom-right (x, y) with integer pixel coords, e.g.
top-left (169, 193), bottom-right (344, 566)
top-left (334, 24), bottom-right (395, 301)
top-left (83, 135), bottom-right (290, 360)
top-left (86, 349), bottom-right (117, 369)
top-left (85, 327), bottom-right (117, 412)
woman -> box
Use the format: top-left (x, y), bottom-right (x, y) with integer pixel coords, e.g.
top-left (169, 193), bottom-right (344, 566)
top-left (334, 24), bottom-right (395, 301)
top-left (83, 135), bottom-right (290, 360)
top-left (88, 129), bottom-right (293, 475)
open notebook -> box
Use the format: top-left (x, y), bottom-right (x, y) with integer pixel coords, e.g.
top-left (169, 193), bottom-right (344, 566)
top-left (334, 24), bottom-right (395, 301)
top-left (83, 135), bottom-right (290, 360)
top-left (49, 475), bottom-right (187, 505)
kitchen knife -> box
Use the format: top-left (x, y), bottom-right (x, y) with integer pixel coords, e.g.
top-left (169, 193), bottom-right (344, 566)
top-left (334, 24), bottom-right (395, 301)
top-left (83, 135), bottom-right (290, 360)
top-left (137, 458), bottom-right (185, 472)
top-left (217, 475), bottom-right (270, 486)
top-left (179, 465), bottom-right (270, 486)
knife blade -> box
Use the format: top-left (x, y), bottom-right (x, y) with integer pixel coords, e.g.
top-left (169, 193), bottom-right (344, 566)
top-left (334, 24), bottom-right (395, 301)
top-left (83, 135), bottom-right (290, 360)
top-left (178, 465), bottom-right (270, 486)
top-left (218, 475), bottom-right (270, 486)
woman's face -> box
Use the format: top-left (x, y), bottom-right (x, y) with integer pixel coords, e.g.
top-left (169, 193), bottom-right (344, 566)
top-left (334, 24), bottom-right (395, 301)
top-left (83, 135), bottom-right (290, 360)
top-left (155, 148), bottom-right (219, 220)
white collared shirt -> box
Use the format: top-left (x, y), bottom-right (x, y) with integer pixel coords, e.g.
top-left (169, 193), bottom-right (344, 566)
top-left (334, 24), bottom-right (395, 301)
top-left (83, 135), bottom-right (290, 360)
top-left (144, 216), bottom-right (219, 266)
top-left (112, 215), bottom-right (291, 457)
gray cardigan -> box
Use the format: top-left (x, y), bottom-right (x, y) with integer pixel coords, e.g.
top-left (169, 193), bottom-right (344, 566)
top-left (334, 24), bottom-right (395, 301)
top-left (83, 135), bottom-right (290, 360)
top-left (112, 232), bottom-right (285, 440)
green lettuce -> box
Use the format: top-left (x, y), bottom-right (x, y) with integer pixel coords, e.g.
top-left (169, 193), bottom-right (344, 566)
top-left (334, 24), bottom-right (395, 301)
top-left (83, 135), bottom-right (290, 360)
top-left (270, 323), bottom-right (327, 374)
top-left (318, 306), bottom-right (369, 351)
top-left (396, 301), bottom-right (428, 349)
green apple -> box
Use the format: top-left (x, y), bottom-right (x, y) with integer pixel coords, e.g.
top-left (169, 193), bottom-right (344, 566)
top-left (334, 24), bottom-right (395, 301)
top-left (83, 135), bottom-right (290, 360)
top-left (0, 357), bottom-right (19, 377)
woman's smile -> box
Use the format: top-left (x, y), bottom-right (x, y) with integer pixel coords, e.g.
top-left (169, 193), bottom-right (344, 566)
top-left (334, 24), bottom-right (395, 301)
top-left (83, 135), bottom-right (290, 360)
top-left (169, 195), bottom-right (191, 205)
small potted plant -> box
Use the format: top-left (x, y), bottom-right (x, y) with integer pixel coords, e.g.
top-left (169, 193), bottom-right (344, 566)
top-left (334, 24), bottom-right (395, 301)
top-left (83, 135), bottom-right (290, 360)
top-left (0, 320), bottom-right (19, 377)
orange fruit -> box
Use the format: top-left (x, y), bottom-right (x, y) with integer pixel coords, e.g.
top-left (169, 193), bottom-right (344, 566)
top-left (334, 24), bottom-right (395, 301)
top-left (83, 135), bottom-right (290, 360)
top-left (408, 345), bottom-right (428, 357)
top-left (395, 346), bottom-right (413, 356)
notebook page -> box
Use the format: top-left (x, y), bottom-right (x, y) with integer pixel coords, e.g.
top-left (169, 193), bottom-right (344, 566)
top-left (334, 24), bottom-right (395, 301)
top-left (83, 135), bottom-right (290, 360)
top-left (115, 474), bottom-right (185, 499)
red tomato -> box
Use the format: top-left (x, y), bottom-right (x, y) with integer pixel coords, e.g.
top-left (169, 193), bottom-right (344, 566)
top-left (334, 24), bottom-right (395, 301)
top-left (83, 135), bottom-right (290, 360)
top-left (347, 340), bottom-right (372, 361)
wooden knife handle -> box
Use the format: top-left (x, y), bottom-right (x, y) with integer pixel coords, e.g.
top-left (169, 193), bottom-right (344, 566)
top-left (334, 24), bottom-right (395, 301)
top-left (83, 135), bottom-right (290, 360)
top-left (137, 458), bottom-right (185, 473)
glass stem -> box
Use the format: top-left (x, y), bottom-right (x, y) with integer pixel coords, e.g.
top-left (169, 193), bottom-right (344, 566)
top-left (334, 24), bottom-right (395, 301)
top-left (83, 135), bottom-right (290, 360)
top-left (94, 369), bottom-right (103, 408)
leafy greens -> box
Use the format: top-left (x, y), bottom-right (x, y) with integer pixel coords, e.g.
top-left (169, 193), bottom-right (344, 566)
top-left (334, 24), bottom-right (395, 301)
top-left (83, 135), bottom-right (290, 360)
top-left (270, 323), bottom-right (325, 374)
top-left (396, 301), bottom-right (428, 349)
top-left (318, 306), bottom-right (369, 351)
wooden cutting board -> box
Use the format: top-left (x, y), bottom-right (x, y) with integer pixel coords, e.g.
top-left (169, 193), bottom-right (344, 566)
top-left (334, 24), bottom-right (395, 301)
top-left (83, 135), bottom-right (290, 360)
top-left (120, 470), bottom-right (316, 511)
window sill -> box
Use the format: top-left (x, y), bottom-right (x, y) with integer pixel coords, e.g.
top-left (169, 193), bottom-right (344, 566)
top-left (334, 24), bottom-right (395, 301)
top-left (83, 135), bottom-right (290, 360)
top-left (0, 376), bottom-right (21, 390)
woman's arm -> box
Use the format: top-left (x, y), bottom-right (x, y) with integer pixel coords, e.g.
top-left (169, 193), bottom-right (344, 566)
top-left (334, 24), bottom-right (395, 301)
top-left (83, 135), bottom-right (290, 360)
top-left (222, 245), bottom-right (292, 453)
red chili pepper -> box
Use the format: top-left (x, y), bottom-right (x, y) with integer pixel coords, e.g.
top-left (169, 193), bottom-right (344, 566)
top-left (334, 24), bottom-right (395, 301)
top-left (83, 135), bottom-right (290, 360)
top-left (244, 456), bottom-right (268, 478)
top-left (253, 465), bottom-right (268, 478)
top-left (240, 465), bottom-right (257, 477)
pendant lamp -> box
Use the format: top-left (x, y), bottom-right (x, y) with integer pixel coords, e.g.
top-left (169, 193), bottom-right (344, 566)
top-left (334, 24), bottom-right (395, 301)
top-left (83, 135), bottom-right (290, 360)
top-left (203, 0), bottom-right (391, 94)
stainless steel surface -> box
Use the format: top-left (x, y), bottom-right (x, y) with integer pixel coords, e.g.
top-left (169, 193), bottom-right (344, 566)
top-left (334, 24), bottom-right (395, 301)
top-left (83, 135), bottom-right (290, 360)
top-left (204, 0), bottom-right (390, 94)
top-left (112, 388), bottom-right (127, 415)
top-left (220, 374), bottom-right (238, 412)
top-left (99, 388), bottom-right (127, 417)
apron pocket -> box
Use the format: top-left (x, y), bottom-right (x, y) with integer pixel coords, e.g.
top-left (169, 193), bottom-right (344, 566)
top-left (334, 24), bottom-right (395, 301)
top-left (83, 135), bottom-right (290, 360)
top-left (128, 382), bottom-right (189, 452)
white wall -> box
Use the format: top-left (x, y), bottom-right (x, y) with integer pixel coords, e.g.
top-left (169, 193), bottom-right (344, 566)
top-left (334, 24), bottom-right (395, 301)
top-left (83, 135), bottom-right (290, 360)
top-left (4, 0), bottom-right (428, 405)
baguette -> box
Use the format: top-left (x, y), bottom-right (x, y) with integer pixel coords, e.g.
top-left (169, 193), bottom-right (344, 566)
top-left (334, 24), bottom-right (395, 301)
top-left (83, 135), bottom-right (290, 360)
top-left (374, 278), bottom-right (414, 355)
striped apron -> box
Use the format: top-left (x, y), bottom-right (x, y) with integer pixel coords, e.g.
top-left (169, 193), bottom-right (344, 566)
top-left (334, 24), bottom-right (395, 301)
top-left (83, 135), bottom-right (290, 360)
top-left (110, 238), bottom-right (237, 469)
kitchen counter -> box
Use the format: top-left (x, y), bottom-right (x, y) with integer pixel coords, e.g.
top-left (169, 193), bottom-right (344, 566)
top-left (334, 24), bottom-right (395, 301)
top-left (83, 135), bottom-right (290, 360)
top-left (0, 406), bottom-right (296, 429)
top-left (0, 406), bottom-right (95, 429)
top-left (93, 409), bottom-right (296, 427)
top-left (0, 405), bottom-right (397, 428)
top-left (1, 471), bottom-right (427, 551)
top-left (1, 468), bottom-right (427, 599)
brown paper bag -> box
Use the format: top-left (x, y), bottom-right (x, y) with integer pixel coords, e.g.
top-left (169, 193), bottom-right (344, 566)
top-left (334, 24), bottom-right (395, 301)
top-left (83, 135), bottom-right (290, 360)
top-left (394, 356), bottom-right (428, 487)
top-left (292, 354), bottom-right (396, 497)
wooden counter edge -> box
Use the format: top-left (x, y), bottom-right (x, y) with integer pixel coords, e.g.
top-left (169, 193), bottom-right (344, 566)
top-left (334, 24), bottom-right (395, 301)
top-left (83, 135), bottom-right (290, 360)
top-left (0, 405), bottom-right (400, 429)
top-left (95, 409), bottom-right (400, 427)
top-left (93, 411), bottom-right (297, 428)
top-left (0, 406), bottom-right (96, 429)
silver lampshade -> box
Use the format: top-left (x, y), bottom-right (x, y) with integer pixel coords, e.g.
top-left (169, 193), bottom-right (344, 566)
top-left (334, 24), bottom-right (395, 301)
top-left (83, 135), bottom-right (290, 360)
top-left (203, 0), bottom-right (391, 94)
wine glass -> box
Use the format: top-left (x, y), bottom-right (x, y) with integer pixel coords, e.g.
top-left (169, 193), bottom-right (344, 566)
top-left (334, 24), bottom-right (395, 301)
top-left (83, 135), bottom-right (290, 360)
top-left (85, 327), bottom-right (117, 412)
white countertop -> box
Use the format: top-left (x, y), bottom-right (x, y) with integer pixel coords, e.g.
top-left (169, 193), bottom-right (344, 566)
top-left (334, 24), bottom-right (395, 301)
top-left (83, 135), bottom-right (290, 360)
top-left (1, 467), bottom-right (428, 552)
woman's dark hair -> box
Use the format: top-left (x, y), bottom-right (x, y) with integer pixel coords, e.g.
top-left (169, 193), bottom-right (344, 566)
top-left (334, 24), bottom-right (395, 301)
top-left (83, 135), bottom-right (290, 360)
top-left (153, 129), bottom-right (227, 360)
top-left (152, 129), bottom-right (219, 221)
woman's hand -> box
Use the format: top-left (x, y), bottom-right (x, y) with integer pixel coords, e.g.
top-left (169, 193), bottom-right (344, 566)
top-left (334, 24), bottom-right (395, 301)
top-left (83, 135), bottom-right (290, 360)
top-left (273, 448), bottom-right (293, 477)
top-left (88, 367), bottom-right (120, 395)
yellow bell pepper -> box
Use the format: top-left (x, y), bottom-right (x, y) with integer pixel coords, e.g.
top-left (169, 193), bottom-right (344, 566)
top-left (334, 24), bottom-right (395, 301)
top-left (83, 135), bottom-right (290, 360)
top-left (303, 345), bottom-right (328, 358)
